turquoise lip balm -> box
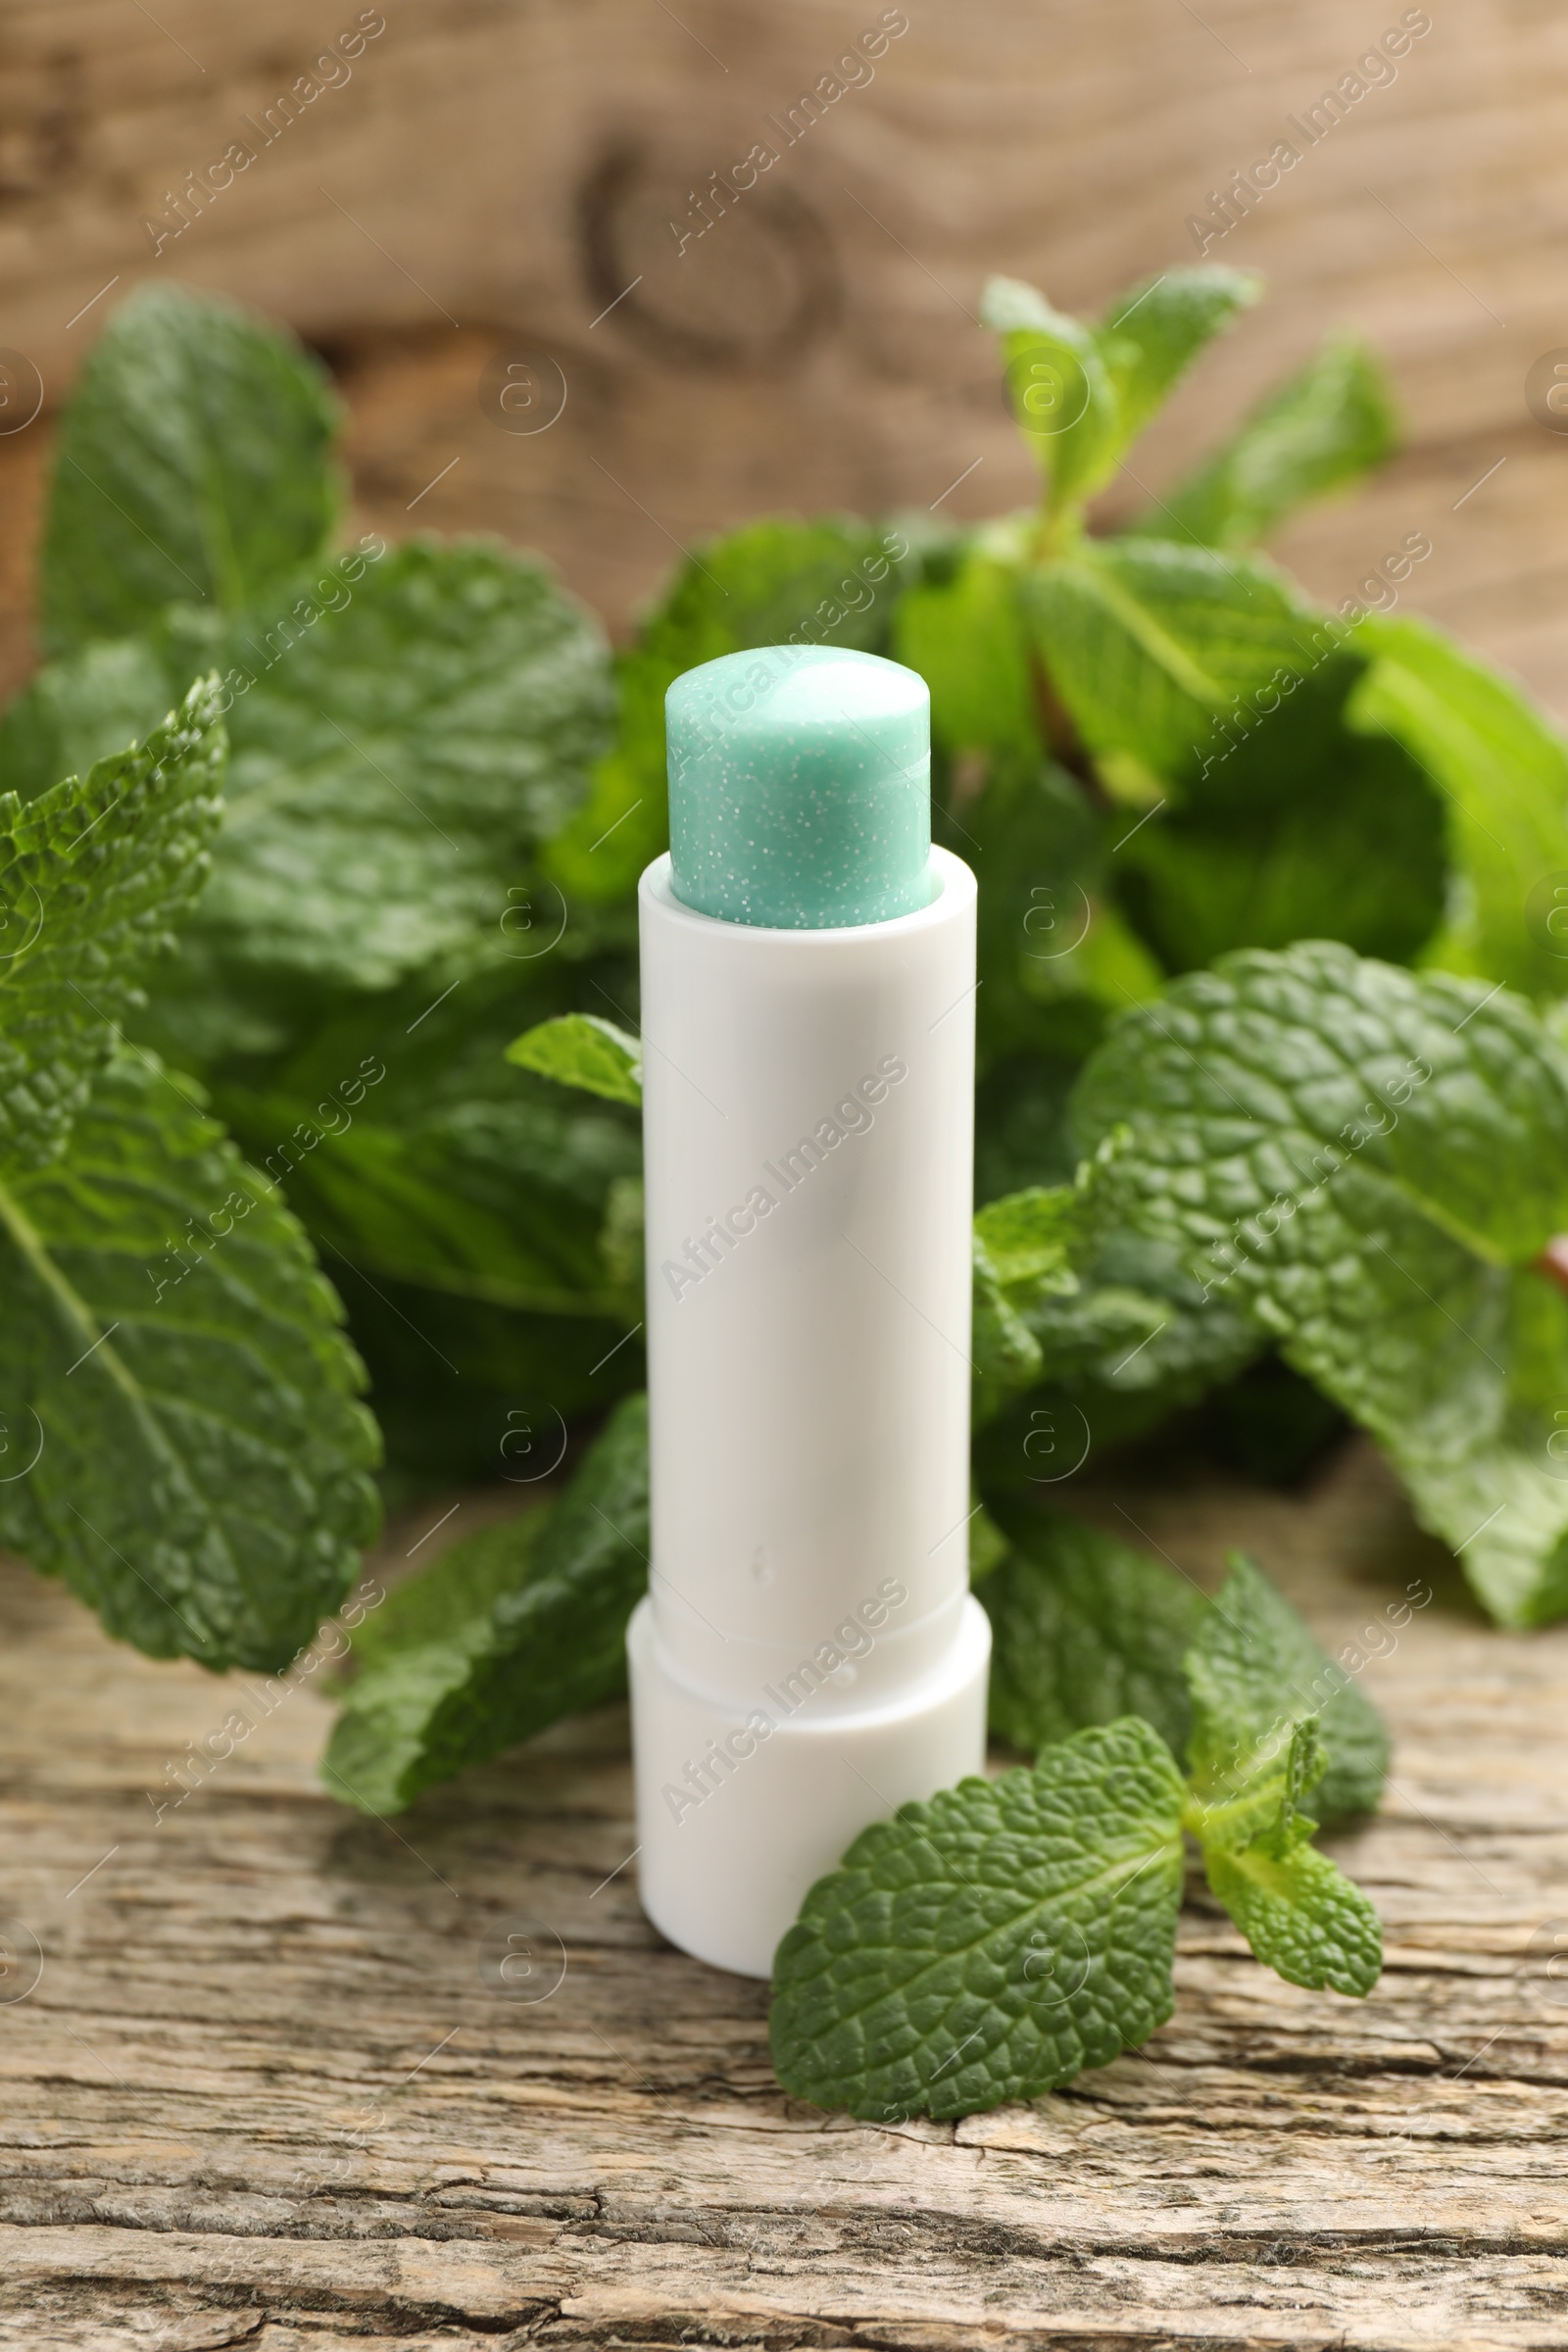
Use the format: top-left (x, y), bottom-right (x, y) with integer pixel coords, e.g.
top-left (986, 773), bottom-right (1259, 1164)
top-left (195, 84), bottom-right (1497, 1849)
top-left (665, 645), bottom-right (935, 927)
top-left (627, 643), bottom-right (990, 1979)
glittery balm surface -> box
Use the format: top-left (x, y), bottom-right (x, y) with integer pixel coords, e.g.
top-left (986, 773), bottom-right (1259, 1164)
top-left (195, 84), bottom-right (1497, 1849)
top-left (664, 645), bottom-right (933, 929)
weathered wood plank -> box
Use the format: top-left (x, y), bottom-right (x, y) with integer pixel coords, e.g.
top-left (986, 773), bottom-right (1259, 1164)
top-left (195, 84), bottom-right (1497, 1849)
top-left (0, 1440), bottom-right (1566, 2344)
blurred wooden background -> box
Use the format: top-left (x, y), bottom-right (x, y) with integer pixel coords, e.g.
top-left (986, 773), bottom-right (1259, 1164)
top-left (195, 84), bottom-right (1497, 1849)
top-left (0, 0), bottom-right (1565, 714)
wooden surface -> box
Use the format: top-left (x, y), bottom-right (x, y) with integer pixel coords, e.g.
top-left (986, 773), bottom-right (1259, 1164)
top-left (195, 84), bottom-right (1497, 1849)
top-left (0, 0), bottom-right (1566, 710)
top-left (3, 1435), bottom-right (1567, 2350)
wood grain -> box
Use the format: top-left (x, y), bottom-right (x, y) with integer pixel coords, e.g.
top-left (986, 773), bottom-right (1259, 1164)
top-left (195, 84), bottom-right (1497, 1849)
top-left (2, 1437), bottom-right (1566, 2347)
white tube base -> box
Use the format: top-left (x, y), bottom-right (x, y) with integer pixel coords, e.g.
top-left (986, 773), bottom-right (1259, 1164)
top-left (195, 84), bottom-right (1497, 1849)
top-left (628, 1592), bottom-right (992, 1980)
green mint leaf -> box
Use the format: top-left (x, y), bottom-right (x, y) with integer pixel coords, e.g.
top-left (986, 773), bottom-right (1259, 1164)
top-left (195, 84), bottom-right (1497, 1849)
top-left (0, 678), bottom-right (224, 1177)
top-left (971, 1233), bottom-right (1044, 1399)
top-left (181, 539), bottom-right (611, 999)
top-left (548, 517), bottom-right (912, 904)
top-left (1201, 1824), bottom-right (1382, 1997)
top-left (1145, 336), bottom-right (1397, 551)
top-left (1351, 613), bottom-right (1568, 998)
top-left (322, 1394), bottom-right (649, 1813)
top-left (0, 637), bottom-right (173, 800)
top-left (1094, 266), bottom-right (1260, 450)
top-left (1114, 656), bottom-right (1446, 972)
top-left (506, 1012), bottom-right (643, 1104)
top-left (1184, 1568), bottom-right (1383, 1995)
top-left (1074, 946), bottom-right (1568, 1625)
top-left (1275, 1714), bottom-right (1326, 1846)
top-left (951, 755), bottom-right (1163, 1083)
top-left (974, 1184), bottom-right (1085, 1294)
top-left (1027, 536), bottom-right (1327, 783)
top-left (769, 1716), bottom-right (1186, 2121)
top-left (1184, 1555), bottom-right (1387, 1824)
top-left (891, 546), bottom-right (1041, 763)
top-left (6, 540), bottom-right (613, 1042)
top-left (974, 1222), bottom-right (1263, 1472)
top-left (216, 982), bottom-right (642, 1317)
top-left (972, 1182), bottom-right (1088, 1415)
top-left (982, 275), bottom-right (1119, 517)
top-left (967, 1494), bottom-right (1010, 1584)
top-left (41, 285), bottom-right (340, 654)
top-left (0, 1051), bottom-right (379, 1670)
top-left (981, 1506), bottom-right (1207, 1761)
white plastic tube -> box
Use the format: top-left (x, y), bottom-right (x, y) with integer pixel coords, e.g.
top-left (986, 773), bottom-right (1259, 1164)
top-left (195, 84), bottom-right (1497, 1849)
top-left (627, 845), bottom-right (990, 1978)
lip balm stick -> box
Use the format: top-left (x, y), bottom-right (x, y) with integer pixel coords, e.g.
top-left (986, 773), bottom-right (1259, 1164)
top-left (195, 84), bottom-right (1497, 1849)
top-left (627, 643), bottom-right (990, 1980)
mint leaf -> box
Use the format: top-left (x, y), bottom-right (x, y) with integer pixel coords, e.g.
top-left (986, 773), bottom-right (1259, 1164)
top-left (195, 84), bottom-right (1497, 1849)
top-left (1074, 945), bottom-right (1568, 1625)
top-left (322, 1393), bottom-right (649, 1812)
top-left (1095, 267), bottom-right (1260, 450)
top-left (548, 517), bottom-right (911, 904)
top-left (10, 539), bottom-right (614, 1045)
top-left (0, 678), bottom-right (224, 1176)
top-left (1351, 614), bottom-right (1568, 999)
top-left (973, 1222), bottom-right (1263, 1475)
top-left (971, 1238), bottom-right (1044, 1399)
top-left (506, 1012), bottom-right (643, 1105)
top-left (1201, 1829), bottom-right (1382, 1998)
top-left (972, 1183), bottom-right (1085, 1412)
top-left (41, 285), bottom-right (340, 653)
top-left (0, 1052), bottom-right (379, 1670)
top-left (980, 1523), bottom-right (1384, 1823)
top-left (1146, 337), bottom-right (1397, 551)
top-left (1184, 1556), bottom-right (1387, 1823)
top-left (975, 1184), bottom-right (1084, 1294)
top-left (0, 638), bottom-right (173, 799)
top-left (892, 545), bottom-right (1041, 762)
top-left (983, 268), bottom-right (1256, 527)
top-left (981, 1506), bottom-right (1207, 1760)
top-left (954, 756), bottom-right (1163, 1081)
top-left (1027, 537), bottom-right (1327, 783)
top-left (1115, 657), bottom-right (1446, 972)
top-left (769, 1717), bottom-right (1186, 2121)
top-left (983, 275), bottom-right (1119, 516)
top-left (215, 980), bottom-right (642, 1317)
top-left (1183, 1567), bottom-right (1384, 1994)
top-left (179, 539), bottom-right (610, 1000)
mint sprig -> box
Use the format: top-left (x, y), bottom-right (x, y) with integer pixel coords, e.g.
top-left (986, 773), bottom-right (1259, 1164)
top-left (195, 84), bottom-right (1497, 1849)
top-left (773, 1551), bottom-right (1384, 2119)
top-left (770, 1717), bottom-right (1187, 2123)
